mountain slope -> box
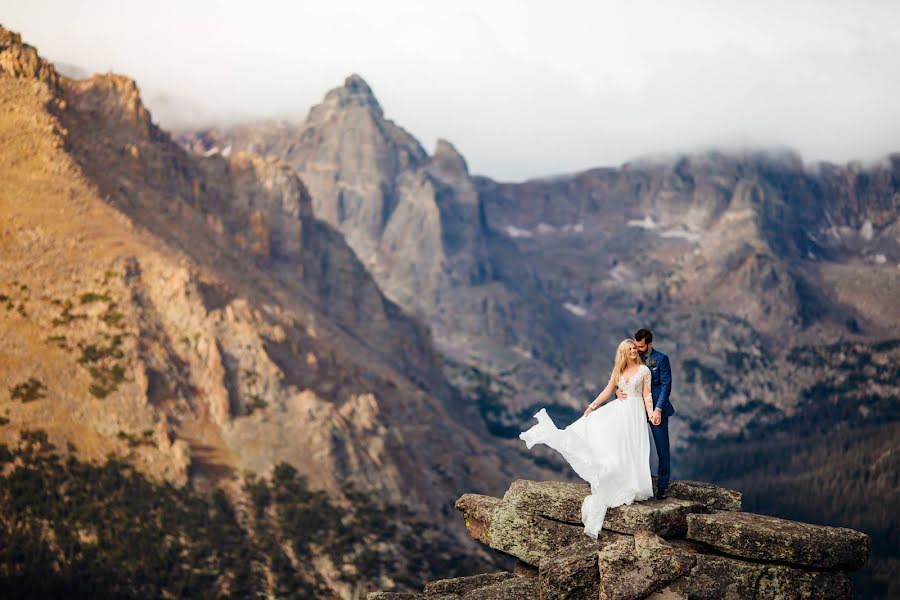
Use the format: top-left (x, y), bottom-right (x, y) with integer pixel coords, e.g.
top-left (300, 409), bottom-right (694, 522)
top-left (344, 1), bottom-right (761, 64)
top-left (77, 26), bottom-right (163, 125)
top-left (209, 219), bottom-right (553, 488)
top-left (0, 28), bottom-right (556, 596)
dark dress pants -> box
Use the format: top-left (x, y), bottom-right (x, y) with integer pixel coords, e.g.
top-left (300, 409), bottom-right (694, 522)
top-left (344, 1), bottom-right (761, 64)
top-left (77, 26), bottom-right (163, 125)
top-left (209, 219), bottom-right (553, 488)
top-left (651, 414), bottom-right (670, 492)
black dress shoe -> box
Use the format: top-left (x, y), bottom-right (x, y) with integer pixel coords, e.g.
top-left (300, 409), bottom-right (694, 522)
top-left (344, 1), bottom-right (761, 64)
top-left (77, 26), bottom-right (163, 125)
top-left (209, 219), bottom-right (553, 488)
top-left (655, 490), bottom-right (668, 500)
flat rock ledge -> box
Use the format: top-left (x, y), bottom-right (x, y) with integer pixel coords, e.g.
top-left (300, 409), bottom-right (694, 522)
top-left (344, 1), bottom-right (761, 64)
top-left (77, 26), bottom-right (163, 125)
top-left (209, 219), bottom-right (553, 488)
top-left (687, 511), bottom-right (870, 570)
top-left (370, 479), bottom-right (869, 599)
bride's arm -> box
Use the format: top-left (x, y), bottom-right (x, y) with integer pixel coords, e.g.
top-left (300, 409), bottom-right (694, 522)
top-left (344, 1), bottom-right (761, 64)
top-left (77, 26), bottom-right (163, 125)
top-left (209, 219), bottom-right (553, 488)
top-left (642, 368), bottom-right (654, 418)
top-left (583, 377), bottom-right (615, 416)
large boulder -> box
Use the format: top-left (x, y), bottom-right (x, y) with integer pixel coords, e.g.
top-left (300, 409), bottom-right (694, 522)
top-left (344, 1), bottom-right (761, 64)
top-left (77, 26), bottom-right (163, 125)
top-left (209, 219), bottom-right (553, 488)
top-left (687, 512), bottom-right (870, 570)
top-left (461, 576), bottom-right (539, 600)
top-left (755, 565), bottom-right (852, 599)
top-left (501, 479), bottom-right (588, 523)
top-left (538, 537), bottom-right (602, 599)
top-left (596, 531), bottom-right (696, 600)
top-left (456, 494), bottom-right (502, 546)
top-left (424, 573), bottom-right (516, 597)
top-left (605, 498), bottom-right (707, 538)
top-left (651, 551), bottom-right (765, 599)
top-left (455, 489), bottom-right (585, 566)
top-left (490, 480), bottom-right (709, 537)
top-left (489, 502), bottom-right (585, 566)
top-left (666, 479), bottom-right (742, 512)
top-left (649, 553), bottom-right (853, 599)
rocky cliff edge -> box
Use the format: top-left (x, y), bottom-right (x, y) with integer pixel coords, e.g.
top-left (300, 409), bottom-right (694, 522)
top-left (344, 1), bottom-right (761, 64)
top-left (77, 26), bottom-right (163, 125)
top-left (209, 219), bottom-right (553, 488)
top-left (369, 478), bottom-right (870, 599)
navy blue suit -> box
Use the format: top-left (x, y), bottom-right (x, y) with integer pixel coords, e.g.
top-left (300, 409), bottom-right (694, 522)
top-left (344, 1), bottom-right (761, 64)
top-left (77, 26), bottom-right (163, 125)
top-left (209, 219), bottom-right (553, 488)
top-left (643, 348), bottom-right (673, 493)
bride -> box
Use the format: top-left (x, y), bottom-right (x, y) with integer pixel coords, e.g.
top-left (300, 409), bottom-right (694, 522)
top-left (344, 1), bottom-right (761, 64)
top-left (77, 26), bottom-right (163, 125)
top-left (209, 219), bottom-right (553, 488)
top-left (520, 338), bottom-right (655, 538)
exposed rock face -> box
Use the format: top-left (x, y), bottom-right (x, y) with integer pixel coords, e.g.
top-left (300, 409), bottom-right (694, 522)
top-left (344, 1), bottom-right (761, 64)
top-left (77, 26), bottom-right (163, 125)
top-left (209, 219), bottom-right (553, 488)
top-left (475, 153), bottom-right (900, 441)
top-left (374, 479), bottom-right (870, 599)
top-left (180, 77), bottom-right (900, 463)
top-left (686, 512), bottom-right (870, 570)
top-left (423, 572), bottom-right (516, 596)
top-left (667, 479), bottom-right (742, 512)
top-left (0, 27), bottom-right (559, 596)
top-left (596, 531), bottom-right (696, 599)
top-left (367, 572), bottom-right (539, 600)
top-left (539, 538), bottom-right (603, 599)
top-left (178, 78), bottom-right (600, 443)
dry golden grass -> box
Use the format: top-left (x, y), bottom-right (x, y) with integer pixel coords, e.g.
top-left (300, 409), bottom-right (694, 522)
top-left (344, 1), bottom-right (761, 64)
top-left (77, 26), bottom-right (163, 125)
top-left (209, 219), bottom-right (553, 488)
top-left (0, 72), bottom-right (202, 478)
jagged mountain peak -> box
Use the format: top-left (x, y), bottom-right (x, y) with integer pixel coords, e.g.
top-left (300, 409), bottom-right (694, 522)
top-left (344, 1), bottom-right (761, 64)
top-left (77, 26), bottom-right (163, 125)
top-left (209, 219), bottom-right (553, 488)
top-left (430, 138), bottom-right (470, 179)
top-left (318, 72), bottom-right (384, 117)
top-left (0, 25), bottom-right (60, 90)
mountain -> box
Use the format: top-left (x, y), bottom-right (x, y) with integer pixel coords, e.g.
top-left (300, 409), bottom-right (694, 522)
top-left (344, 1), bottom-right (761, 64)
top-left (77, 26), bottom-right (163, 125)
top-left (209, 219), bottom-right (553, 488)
top-left (180, 77), bottom-right (610, 440)
top-left (179, 78), bottom-right (899, 597)
top-left (0, 28), bottom-right (560, 597)
top-left (182, 78), bottom-right (900, 442)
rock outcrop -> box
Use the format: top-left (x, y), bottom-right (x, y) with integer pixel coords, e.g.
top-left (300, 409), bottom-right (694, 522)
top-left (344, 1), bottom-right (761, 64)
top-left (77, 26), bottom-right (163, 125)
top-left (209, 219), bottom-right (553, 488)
top-left (370, 479), bottom-right (869, 599)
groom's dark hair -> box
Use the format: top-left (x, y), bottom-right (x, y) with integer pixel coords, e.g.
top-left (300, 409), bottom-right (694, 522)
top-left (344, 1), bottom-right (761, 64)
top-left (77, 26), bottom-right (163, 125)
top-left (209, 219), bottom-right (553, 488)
top-left (634, 328), bottom-right (653, 343)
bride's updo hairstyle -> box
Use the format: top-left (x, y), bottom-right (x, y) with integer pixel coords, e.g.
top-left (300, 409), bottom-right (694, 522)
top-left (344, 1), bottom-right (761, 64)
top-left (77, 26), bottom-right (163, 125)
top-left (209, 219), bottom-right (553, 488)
top-left (610, 338), bottom-right (639, 385)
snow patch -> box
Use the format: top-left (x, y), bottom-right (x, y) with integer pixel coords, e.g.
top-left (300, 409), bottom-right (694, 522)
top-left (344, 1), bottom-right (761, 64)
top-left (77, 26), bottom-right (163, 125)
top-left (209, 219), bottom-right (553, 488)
top-left (505, 222), bottom-right (585, 238)
top-left (661, 229), bottom-right (702, 242)
top-left (563, 302), bottom-right (589, 318)
top-left (511, 345), bottom-right (533, 359)
top-left (861, 220), bottom-right (874, 241)
top-left (627, 215), bottom-right (657, 229)
top-left (505, 225), bottom-right (533, 238)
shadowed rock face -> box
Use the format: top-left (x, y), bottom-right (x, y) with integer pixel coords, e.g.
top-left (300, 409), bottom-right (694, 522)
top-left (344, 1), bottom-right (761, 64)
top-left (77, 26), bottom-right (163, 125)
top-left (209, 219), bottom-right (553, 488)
top-left (538, 538), bottom-right (603, 599)
top-left (377, 479), bottom-right (868, 599)
top-left (423, 572), bottom-right (516, 597)
top-left (597, 531), bottom-right (697, 600)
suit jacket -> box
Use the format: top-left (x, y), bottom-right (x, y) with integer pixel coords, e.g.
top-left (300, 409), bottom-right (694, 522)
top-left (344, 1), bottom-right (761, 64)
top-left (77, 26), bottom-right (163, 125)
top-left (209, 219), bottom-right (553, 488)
top-left (643, 348), bottom-right (674, 416)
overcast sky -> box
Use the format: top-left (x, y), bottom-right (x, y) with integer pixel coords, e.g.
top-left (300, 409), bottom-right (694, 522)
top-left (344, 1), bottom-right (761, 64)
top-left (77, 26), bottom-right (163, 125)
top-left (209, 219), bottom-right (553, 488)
top-left (5, 0), bottom-right (900, 180)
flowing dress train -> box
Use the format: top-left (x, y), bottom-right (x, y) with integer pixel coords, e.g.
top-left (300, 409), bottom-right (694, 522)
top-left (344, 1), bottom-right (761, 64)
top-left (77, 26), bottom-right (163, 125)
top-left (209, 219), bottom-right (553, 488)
top-left (520, 365), bottom-right (653, 537)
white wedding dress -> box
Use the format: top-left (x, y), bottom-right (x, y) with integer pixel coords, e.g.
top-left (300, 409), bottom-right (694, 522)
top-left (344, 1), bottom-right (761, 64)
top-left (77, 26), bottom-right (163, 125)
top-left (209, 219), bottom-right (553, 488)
top-left (520, 365), bottom-right (654, 538)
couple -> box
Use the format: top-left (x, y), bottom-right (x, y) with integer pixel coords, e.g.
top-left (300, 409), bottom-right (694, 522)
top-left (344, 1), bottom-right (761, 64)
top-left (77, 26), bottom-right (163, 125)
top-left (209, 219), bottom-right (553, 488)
top-left (520, 328), bottom-right (673, 538)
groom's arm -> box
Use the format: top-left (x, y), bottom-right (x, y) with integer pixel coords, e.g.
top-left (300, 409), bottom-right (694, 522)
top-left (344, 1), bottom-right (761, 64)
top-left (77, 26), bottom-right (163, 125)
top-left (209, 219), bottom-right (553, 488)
top-left (655, 355), bottom-right (672, 413)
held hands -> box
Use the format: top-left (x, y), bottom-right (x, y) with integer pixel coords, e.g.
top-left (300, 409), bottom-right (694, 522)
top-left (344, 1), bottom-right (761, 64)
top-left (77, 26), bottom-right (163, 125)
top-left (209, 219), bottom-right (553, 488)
top-left (648, 409), bottom-right (662, 426)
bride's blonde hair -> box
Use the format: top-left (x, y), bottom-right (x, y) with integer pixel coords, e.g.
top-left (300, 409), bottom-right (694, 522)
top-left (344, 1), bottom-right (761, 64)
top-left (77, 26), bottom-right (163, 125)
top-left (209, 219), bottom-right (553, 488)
top-left (610, 338), bottom-right (640, 385)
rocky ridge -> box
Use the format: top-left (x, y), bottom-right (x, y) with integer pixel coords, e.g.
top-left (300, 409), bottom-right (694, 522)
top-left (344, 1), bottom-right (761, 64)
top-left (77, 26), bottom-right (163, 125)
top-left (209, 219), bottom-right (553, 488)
top-left (370, 478), bottom-right (870, 599)
top-left (180, 77), bottom-right (900, 448)
top-left (0, 27), bottom-right (560, 596)
top-left (179, 78), bottom-right (599, 433)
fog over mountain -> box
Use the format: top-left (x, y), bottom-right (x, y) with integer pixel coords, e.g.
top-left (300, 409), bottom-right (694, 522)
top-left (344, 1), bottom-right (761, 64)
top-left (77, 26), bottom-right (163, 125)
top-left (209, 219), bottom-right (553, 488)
top-left (2, 6), bottom-right (899, 597)
top-left (4, 0), bottom-right (900, 179)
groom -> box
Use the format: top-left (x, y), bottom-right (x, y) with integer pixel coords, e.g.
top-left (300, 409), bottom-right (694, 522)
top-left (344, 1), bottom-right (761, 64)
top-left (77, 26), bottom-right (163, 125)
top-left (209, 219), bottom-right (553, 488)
top-left (617, 328), bottom-right (674, 499)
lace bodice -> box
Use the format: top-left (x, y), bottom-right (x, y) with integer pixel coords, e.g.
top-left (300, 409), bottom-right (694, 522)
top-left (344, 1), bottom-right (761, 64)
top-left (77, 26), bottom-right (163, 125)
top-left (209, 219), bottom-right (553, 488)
top-left (618, 365), bottom-right (650, 398)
